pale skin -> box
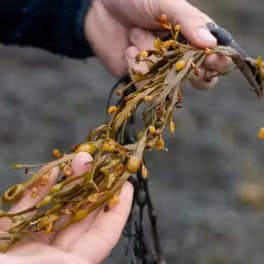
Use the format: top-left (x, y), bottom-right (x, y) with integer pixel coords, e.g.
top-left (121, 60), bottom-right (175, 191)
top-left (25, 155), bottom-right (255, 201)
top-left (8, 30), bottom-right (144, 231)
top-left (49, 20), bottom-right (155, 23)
top-left (85, 0), bottom-right (231, 89)
top-left (0, 152), bottom-right (134, 264)
top-left (0, 0), bottom-right (231, 263)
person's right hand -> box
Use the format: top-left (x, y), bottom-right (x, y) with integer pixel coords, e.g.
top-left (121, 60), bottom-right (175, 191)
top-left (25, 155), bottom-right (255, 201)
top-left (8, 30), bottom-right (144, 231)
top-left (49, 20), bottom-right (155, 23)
top-left (85, 0), bottom-right (232, 89)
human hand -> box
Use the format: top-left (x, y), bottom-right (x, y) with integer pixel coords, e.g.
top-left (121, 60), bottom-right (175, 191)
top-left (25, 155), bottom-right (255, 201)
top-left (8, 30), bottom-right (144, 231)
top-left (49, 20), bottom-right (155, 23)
top-left (0, 152), bottom-right (134, 264)
top-left (85, 0), bottom-right (231, 89)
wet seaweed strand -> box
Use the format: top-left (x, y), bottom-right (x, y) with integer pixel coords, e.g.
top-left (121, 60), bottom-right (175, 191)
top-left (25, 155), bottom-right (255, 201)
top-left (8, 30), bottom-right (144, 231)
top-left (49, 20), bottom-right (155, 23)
top-left (0, 15), bottom-right (263, 252)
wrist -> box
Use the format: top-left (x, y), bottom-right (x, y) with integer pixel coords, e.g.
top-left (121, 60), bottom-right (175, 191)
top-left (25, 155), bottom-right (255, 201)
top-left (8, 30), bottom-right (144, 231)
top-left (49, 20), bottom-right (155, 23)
top-left (84, 0), bottom-right (107, 53)
top-left (76, 0), bottom-right (94, 45)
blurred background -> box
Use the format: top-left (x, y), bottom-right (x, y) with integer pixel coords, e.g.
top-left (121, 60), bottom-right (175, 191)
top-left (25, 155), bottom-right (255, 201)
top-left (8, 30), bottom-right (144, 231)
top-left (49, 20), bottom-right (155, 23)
top-left (0, 0), bottom-right (264, 263)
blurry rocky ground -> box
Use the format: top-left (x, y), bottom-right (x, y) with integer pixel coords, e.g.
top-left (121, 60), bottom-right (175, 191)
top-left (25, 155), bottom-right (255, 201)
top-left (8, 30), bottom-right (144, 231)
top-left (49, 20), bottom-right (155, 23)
top-left (0, 0), bottom-right (264, 263)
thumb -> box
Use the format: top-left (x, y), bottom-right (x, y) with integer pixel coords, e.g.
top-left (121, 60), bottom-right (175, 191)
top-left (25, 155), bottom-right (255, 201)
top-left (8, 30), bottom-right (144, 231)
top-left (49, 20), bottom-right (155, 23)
top-left (159, 0), bottom-right (217, 48)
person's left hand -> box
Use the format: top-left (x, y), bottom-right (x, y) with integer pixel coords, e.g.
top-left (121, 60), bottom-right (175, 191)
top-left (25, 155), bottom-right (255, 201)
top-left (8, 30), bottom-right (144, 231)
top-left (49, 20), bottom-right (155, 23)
top-left (0, 152), bottom-right (134, 264)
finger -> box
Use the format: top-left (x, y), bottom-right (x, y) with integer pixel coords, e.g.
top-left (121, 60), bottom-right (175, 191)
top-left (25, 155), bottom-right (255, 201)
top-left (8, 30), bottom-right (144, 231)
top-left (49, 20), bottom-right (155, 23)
top-left (191, 54), bottom-right (233, 90)
top-left (203, 53), bottom-right (233, 72)
top-left (69, 182), bottom-right (134, 263)
top-left (129, 28), bottom-right (160, 77)
top-left (0, 167), bottom-right (60, 233)
top-left (52, 152), bottom-right (96, 250)
top-left (40, 152), bottom-right (93, 243)
top-left (190, 67), bottom-right (218, 90)
top-left (70, 152), bottom-right (93, 177)
top-left (9, 167), bottom-right (60, 214)
top-left (126, 46), bottom-right (151, 90)
top-left (126, 46), bottom-right (149, 75)
top-left (130, 27), bottom-right (156, 51)
top-left (159, 0), bottom-right (217, 48)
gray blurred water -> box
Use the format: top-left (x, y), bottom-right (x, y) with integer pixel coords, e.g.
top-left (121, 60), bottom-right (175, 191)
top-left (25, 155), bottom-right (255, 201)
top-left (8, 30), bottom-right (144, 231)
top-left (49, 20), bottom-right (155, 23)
top-left (0, 1), bottom-right (264, 263)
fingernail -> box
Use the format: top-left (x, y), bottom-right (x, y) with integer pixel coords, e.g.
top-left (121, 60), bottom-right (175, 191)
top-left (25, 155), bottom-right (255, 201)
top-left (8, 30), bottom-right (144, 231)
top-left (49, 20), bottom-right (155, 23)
top-left (197, 28), bottom-right (217, 45)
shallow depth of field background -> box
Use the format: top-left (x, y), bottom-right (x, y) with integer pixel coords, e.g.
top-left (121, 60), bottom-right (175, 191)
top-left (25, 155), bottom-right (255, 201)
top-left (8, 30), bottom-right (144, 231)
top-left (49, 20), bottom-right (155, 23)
top-left (0, 0), bottom-right (264, 263)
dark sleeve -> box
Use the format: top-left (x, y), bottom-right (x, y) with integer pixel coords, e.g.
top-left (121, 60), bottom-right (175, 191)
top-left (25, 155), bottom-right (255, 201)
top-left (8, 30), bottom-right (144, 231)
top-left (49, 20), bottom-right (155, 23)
top-left (0, 0), bottom-right (94, 58)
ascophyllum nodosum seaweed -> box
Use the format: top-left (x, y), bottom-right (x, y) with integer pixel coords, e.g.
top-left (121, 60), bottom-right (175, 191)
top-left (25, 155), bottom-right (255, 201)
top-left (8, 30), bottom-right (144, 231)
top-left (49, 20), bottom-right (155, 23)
top-left (0, 14), bottom-right (263, 252)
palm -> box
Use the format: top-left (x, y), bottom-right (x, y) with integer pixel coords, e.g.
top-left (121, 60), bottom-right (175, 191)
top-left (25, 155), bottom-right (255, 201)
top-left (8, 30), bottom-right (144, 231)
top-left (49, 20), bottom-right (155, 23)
top-left (0, 153), bottom-right (133, 264)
